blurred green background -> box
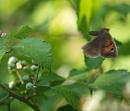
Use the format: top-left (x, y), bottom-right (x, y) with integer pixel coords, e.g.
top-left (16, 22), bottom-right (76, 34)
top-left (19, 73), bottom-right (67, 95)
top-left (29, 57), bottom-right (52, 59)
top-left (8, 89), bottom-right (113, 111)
top-left (1, 0), bottom-right (130, 110)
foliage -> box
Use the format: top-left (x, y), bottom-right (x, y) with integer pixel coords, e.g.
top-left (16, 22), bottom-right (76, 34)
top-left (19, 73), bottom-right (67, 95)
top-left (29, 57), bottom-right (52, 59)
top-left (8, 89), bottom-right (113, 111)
top-left (0, 0), bottom-right (130, 111)
top-left (90, 70), bottom-right (130, 98)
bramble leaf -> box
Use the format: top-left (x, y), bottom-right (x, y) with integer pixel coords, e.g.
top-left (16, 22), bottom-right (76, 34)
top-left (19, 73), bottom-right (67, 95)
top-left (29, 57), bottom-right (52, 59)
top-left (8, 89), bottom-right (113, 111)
top-left (46, 83), bottom-right (89, 109)
top-left (90, 70), bottom-right (130, 98)
top-left (84, 56), bottom-right (104, 69)
top-left (13, 38), bottom-right (52, 69)
top-left (39, 72), bottom-right (65, 86)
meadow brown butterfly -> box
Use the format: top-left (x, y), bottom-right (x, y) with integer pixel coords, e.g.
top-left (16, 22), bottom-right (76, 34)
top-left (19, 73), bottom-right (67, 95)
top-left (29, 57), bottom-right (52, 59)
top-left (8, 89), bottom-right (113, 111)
top-left (82, 28), bottom-right (118, 58)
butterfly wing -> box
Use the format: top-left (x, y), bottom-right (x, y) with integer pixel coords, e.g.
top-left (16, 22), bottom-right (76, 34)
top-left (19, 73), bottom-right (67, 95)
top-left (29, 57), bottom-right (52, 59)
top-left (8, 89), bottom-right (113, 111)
top-left (100, 32), bottom-right (118, 57)
top-left (89, 28), bottom-right (109, 36)
top-left (82, 28), bottom-right (118, 58)
top-left (82, 37), bottom-right (101, 58)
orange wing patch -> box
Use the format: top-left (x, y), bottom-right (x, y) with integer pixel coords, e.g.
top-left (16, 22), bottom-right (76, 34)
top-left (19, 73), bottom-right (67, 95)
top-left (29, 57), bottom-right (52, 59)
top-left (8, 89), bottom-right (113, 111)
top-left (101, 40), bottom-right (117, 57)
top-left (103, 44), bottom-right (114, 53)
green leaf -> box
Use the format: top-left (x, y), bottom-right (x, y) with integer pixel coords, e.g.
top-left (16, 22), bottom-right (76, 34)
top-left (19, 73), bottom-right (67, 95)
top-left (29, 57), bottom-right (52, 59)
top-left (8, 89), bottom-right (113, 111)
top-left (46, 86), bottom-right (79, 109)
top-left (39, 72), bottom-right (65, 86)
top-left (77, 0), bottom-right (102, 39)
top-left (13, 26), bottom-right (33, 39)
top-left (0, 47), bottom-right (8, 61)
top-left (84, 56), bottom-right (104, 69)
top-left (68, 69), bottom-right (89, 81)
top-left (46, 83), bottom-right (89, 109)
top-left (36, 86), bottom-right (50, 95)
top-left (68, 71), bottom-right (96, 84)
top-left (39, 96), bottom-right (61, 111)
top-left (68, 69), bottom-right (97, 84)
top-left (0, 54), bottom-right (10, 83)
top-left (69, 69), bottom-right (82, 77)
top-left (78, 16), bottom-right (90, 39)
top-left (0, 37), bottom-right (10, 61)
top-left (90, 70), bottom-right (130, 98)
top-left (94, 3), bottom-right (130, 26)
top-left (13, 38), bottom-right (52, 69)
top-left (65, 83), bottom-right (90, 96)
top-left (111, 3), bottom-right (130, 16)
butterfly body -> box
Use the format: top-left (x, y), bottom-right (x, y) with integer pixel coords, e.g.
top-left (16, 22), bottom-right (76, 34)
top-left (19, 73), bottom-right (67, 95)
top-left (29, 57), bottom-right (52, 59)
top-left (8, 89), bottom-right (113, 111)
top-left (82, 28), bottom-right (118, 58)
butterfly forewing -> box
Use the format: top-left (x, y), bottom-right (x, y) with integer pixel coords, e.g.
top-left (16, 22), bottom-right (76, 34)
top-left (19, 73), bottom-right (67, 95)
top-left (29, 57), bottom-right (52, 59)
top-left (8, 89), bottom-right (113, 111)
top-left (100, 32), bottom-right (118, 57)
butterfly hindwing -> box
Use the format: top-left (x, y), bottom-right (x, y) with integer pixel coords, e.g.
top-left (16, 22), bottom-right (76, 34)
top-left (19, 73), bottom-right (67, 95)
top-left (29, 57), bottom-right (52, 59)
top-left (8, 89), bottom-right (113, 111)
top-left (82, 36), bottom-right (101, 58)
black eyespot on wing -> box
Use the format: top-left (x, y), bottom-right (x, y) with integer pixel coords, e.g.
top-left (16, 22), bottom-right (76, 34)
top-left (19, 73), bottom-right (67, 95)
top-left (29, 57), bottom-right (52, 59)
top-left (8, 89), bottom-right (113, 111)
top-left (111, 47), bottom-right (114, 51)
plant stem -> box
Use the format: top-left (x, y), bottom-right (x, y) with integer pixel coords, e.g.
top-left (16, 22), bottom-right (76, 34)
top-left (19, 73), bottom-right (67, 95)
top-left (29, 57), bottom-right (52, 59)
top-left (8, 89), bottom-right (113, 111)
top-left (0, 83), bottom-right (40, 111)
top-left (7, 102), bottom-right (11, 111)
top-left (0, 95), bottom-right (9, 105)
top-left (35, 66), bottom-right (40, 84)
top-left (16, 70), bottom-right (24, 84)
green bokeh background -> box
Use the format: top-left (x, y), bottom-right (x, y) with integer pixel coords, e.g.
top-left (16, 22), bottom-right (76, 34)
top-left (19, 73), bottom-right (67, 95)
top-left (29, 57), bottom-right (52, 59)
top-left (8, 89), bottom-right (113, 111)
top-left (0, 0), bottom-right (130, 110)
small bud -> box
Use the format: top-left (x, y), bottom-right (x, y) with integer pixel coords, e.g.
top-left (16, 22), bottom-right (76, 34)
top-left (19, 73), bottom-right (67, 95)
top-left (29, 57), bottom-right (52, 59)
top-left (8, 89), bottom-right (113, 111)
top-left (1, 32), bottom-right (6, 37)
top-left (22, 75), bottom-right (29, 81)
top-left (21, 60), bottom-right (27, 66)
top-left (16, 61), bottom-right (22, 70)
top-left (26, 82), bottom-right (33, 90)
top-left (23, 66), bottom-right (28, 70)
top-left (30, 65), bottom-right (38, 71)
top-left (8, 81), bottom-right (15, 89)
top-left (8, 63), bottom-right (16, 69)
top-left (0, 31), bottom-right (6, 37)
top-left (33, 85), bottom-right (36, 88)
top-left (8, 56), bottom-right (17, 65)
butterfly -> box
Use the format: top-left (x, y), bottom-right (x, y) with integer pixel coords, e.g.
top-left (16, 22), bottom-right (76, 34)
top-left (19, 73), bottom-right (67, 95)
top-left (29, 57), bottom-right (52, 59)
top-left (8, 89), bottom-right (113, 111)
top-left (82, 28), bottom-right (118, 58)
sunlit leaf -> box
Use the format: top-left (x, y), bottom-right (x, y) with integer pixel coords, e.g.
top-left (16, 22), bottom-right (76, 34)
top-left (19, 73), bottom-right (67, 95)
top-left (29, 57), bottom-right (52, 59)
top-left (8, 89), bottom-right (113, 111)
top-left (46, 83), bottom-right (89, 109)
top-left (90, 70), bottom-right (130, 98)
top-left (76, 0), bottom-right (102, 39)
top-left (46, 86), bottom-right (78, 109)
